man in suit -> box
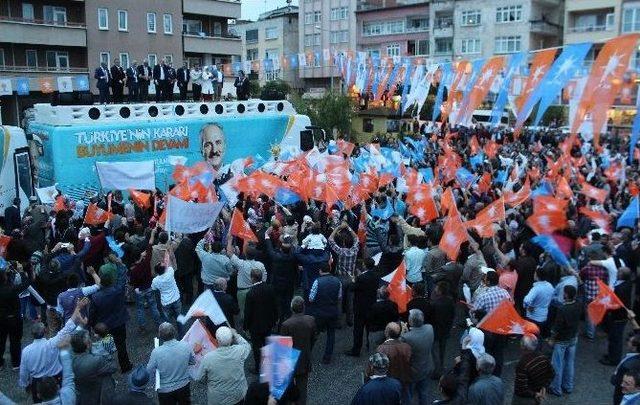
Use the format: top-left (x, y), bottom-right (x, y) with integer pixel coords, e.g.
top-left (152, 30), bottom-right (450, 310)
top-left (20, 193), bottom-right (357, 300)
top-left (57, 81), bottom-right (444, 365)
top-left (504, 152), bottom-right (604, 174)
top-left (137, 60), bottom-right (152, 102)
top-left (110, 58), bottom-right (126, 104)
top-left (94, 62), bottom-right (111, 104)
top-left (346, 258), bottom-right (378, 357)
top-left (126, 61), bottom-right (139, 103)
top-left (212, 278), bottom-right (239, 328)
top-left (153, 59), bottom-right (168, 103)
top-left (176, 62), bottom-right (190, 102)
top-left (309, 263), bottom-right (342, 364)
top-left (367, 287), bottom-right (400, 348)
top-left (234, 70), bottom-right (250, 100)
top-left (3, 198), bottom-right (21, 233)
top-left (243, 268), bottom-right (278, 372)
top-left (70, 329), bottom-right (117, 405)
top-left (612, 333), bottom-right (640, 405)
top-left (281, 296), bottom-right (316, 405)
top-left (166, 61), bottom-right (176, 102)
top-left (401, 309), bottom-right (434, 405)
top-left (174, 234), bottom-right (197, 306)
top-left (376, 322), bottom-right (412, 404)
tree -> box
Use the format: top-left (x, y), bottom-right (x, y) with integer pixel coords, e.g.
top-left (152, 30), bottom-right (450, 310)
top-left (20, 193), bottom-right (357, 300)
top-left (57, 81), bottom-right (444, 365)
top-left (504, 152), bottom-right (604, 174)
top-left (291, 92), bottom-right (356, 138)
top-left (248, 80), bottom-right (261, 98)
top-left (260, 80), bottom-right (291, 100)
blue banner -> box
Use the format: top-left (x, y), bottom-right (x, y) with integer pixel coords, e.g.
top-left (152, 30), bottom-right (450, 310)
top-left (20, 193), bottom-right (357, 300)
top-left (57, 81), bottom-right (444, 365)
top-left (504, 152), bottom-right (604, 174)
top-left (630, 96), bottom-right (640, 163)
top-left (75, 75), bottom-right (90, 92)
top-left (432, 63), bottom-right (452, 122)
top-left (16, 77), bottom-right (30, 95)
top-left (490, 52), bottom-right (526, 127)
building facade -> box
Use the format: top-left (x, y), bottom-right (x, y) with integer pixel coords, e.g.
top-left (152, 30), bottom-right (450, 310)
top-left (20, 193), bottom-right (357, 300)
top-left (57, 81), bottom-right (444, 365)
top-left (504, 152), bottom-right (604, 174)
top-left (298, 0), bottom-right (357, 90)
top-left (236, 6), bottom-right (301, 89)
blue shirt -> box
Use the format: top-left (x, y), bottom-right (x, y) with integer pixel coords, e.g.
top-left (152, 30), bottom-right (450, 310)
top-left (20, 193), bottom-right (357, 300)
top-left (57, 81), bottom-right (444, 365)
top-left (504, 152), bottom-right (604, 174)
top-left (523, 280), bottom-right (555, 322)
top-left (403, 247), bottom-right (425, 283)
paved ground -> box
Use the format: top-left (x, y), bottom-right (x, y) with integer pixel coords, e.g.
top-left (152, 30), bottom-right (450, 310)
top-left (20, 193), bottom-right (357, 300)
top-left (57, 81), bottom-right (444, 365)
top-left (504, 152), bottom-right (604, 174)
top-left (0, 305), bottom-right (618, 405)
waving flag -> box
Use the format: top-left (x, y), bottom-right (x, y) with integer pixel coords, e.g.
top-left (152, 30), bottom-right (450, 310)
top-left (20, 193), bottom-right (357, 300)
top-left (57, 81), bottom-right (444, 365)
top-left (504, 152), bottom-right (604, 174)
top-left (516, 43), bottom-right (592, 131)
top-left (630, 97), bottom-right (640, 163)
top-left (440, 61), bottom-right (470, 122)
top-left (532, 234), bottom-right (570, 267)
top-left (0, 235), bottom-right (11, 258)
top-left (556, 177), bottom-right (574, 200)
top-left (400, 63), bottom-right (415, 113)
top-left (129, 189), bottom-right (152, 209)
top-left (84, 203), bottom-right (112, 226)
top-left (457, 57), bottom-right (505, 126)
top-left (503, 177), bottom-right (531, 208)
top-left (440, 187), bottom-right (457, 216)
top-left (477, 197), bottom-right (506, 223)
top-left (439, 213), bottom-right (467, 261)
top-left (579, 207), bottom-right (611, 233)
top-left (477, 300), bottom-right (539, 336)
top-left (533, 196), bottom-right (568, 214)
top-left (617, 196), bottom-right (639, 229)
top-left (578, 181), bottom-right (608, 204)
top-left (571, 34), bottom-right (640, 151)
top-left (515, 48), bottom-right (557, 115)
top-left (53, 195), bottom-right (66, 212)
top-left (456, 167), bottom-right (476, 189)
top-left (587, 279), bottom-right (625, 325)
top-left (372, 200), bottom-right (394, 220)
top-left (526, 211), bottom-right (567, 235)
top-left (230, 208), bottom-right (258, 242)
top-left (432, 63), bottom-right (452, 121)
top-left (491, 52), bottom-right (526, 126)
top-left (387, 261), bottom-right (412, 313)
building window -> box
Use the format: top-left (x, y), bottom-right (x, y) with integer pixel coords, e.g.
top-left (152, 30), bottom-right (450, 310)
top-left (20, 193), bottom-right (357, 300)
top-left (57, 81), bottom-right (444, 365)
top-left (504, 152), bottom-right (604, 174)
top-left (407, 17), bottom-right (429, 32)
top-left (496, 5), bottom-right (523, 23)
top-left (148, 54), bottom-right (157, 66)
top-left (246, 48), bottom-right (258, 60)
top-left (265, 26), bottom-right (278, 39)
top-left (22, 3), bottom-right (34, 21)
top-left (147, 13), bottom-right (156, 33)
top-left (0, 49), bottom-right (4, 66)
top-left (98, 8), bottom-right (108, 30)
top-left (495, 35), bottom-right (521, 53)
top-left (362, 20), bottom-right (405, 36)
top-left (304, 12), bottom-right (312, 25)
top-left (46, 51), bottom-right (68, 69)
top-left (118, 10), bottom-right (127, 31)
top-left (623, 8), bottom-right (640, 32)
top-left (304, 34), bottom-right (313, 47)
top-left (314, 33), bottom-right (321, 46)
top-left (26, 50), bottom-right (37, 67)
top-left (246, 29), bottom-right (258, 43)
top-left (460, 38), bottom-right (481, 54)
top-left (330, 7), bottom-right (348, 21)
top-left (330, 30), bottom-right (348, 44)
top-left (461, 10), bottom-right (481, 26)
top-left (386, 43), bottom-right (400, 57)
top-left (213, 21), bottom-right (222, 36)
top-left (408, 39), bottom-right (429, 56)
top-left (183, 19), bottom-right (203, 35)
top-left (363, 118), bottom-right (374, 133)
top-left (435, 38), bottom-right (453, 54)
top-left (163, 14), bottom-right (172, 34)
top-left (314, 11), bottom-right (322, 23)
top-left (100, 52), bottom-right (110, 66)
top-left (43, 6), bottom-right (66, 25)
top-left (265, 48), bottom-right (279, 60)
top-left (366, 48), bottom-right (380, 59)
top-left (119, 53), bottom-right (129, 68)
top-left (164, 55), bottom-right (173, 65)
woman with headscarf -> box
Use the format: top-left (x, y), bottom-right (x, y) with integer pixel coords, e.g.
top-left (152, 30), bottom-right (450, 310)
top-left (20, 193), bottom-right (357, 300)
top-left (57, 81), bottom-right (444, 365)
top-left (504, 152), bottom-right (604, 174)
top-left (453, 327), bottom-right (486, 402)
top-left (201, 66), bottom-right (215, 101)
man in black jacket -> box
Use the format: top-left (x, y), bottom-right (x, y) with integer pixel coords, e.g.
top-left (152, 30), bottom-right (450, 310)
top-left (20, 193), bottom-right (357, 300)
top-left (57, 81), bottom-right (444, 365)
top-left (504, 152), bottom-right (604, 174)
top-left (3, 198), bottom-right (21, 233)
top-left (152, 59), bottom-right (168, 103)
top-left (174, 235), bottom-right (197, 306)
top-left (367, 286), bottom-right (399, 349)
top-left (346, 258), bottom-right (378, 357)
top-left (0, 266), bottom-right (30, 368)
top-left (244, 268), bottom-right (278, 372)
top-left (137, 60), bottom-right (152, 102)
top-left (125, 61), bottom-right (139, 103)
top-left (110, 59), bottom-right (126, 103)
top-left (264, 230), bottom-right (297, 328)
top-left (548, 284), bottom-right (581, 396)
top-left (602, 267), bottom-right (634, 366)
top-left (176, 62), bottom-right (190, 102)
top-left (211, 277), bottom-right (239, 328)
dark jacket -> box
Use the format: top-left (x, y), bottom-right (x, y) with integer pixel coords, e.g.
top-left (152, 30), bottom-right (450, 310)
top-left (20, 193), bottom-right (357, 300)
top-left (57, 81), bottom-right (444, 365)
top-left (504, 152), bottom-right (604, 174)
top-left (213, 290), bottom-right (239, 328)
top-left (351, 376), bottom-right (402, 405)
top-left (309, 274), bottom-right (341, 319)
top-left (353, 270), bottom-right (378, 317)
top-left (111, 390), bottom-right (154, 405)
top-left (550, 300), bottom-right (581, 342)
top-left (0, 275), bottom-right (30, 319)
top-left (368, 299), bottom-right (399, 332)
top-left (137, 64), bottom-right (152, 84)
top-left (110, 65), bottom-right (125, 86)
top-left (427, 294), bottom-right (456, 339)
top-left (152, 64), bottom-right (168, 82)
top-left (243, 282), bottom-right (278, 335)
top-left (94, 67), bottom-right (111, 89)
top-left (281, 313), bottom-right (316, 376)
top-left (234, 76), bottom-right (250, 100)
top-left (174, 237), bottom-right (197, 278)
top-left (72, 351), bottom-right (117, 405)
top-left (294, 247), bottom-right (330, 291)
top-left (176, 67), bottom-right (190, 86)
top-left (3, 205), bottom-right (21, 232)
top-left (376, 339), bottom-right (412, 384)
top-left (265, 238), bottom-right (297, 292)
top-left (126, 66), bottom-right (138, 85)
top-left (610, 280), bottom-right (633, 321)
top-left (35, 268), bottom-right (66, 306)
top-left (89, 264), bottom-right (128, 329)
top-left (612, 353), bottom-right (640, 405)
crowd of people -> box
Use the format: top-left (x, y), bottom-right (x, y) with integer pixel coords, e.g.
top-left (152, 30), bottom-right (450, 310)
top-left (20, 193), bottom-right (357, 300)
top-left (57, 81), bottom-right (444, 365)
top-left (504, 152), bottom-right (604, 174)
top-left (0, 119), bottom-right (639, 405)
top-left (93, 58), bottom-right (251, 105)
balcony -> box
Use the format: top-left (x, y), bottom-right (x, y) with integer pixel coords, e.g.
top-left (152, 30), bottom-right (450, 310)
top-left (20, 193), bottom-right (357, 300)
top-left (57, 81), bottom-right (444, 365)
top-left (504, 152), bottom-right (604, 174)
top-left (0, 16), bottom-right (86, 47)
top-left (565, 22), bottom-right (615, 44)
top-left (183, 33), bottom-right (241, 56)
top-left (530, 20), bottom-right (561, 36)
top-left (533, 0), bottom-right (561, 6)
top-left (433, 18), bottom-right (453, 37)
top-left (183, 0), bottom-right (241, 20)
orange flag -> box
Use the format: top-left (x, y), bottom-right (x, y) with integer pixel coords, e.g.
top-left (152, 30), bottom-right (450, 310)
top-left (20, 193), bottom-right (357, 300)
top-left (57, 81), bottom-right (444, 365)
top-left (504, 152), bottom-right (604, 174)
top-left (0, 235), bottom-right (11, 257)
top-left (571, 34), bottom-right (640, 151)
top-left (477, 300), bottom-right (539, 335)
top-left (478, 172), bottom-right (492, 194)
top-left (336, 139), bottom-right (356, 157)
top-left (526, 211), bottom-right (567, 235)
top-left (578, 181), bottom-right (608, 204)
top-left (439, 213), bottom-right (467, 261)
top-left (464, 216), bottom-right (495, 238)
top-left (440, 187), bottom-right (457, 216)
top-left (533, 196), bottom-right (568, 214)
top-left (230, 208), bottom-right (258, 242)
top-left (387, 261), bottom-right (412, 313)
top-left (516, 48), bottom-right (557, 114)
top-left (357, 206), bottom-right (367, 245)
top-left (587, 279), bottom-right (625, 325)
top-left (53, 195), bottom-right (66, 212)
top-left (129, 189), bottom-right (151, 209)
top-left (456, 56), bottom-right (505, 126)
top-left (503, 177), bottom-right (531, 208)
top-left (469, 136), bottom-right (481, 155)
top-left (476, 197), bottom-right (506, 223)
top-left (579, 207), bottom-right (611, 233)
top-left (484, 140), bottom-right (499, 159)
top-left (84, 203), bottom-right (112, 226)
top-left (408, 189), bottom-right (439, 225)
top-left (556, 177), bottom-right (574, 200)
top-left (441, 60), bottom-right (471, 122)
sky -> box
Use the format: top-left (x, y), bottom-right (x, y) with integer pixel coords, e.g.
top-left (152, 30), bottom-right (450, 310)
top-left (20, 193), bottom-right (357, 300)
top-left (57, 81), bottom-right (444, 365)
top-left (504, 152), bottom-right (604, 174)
top-left (241, 0), bottom-right (299, 21)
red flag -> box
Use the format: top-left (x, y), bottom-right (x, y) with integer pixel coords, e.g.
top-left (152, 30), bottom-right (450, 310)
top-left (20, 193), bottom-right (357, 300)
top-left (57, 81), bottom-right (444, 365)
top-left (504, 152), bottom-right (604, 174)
top-left (441, 60), bottom-right (471, 122)
top-left (84, 203), bottom-right (112, 226)
top-left (578, 181), bottom-right (608, 204)
top-left (526, 211), bottom-right (567, 235)
top-left (579, 207), bottom-right (611, 233)
top-left (336, 139), bottom-right (356, 157)
top-left (503, 177), bottom-right (531, 208)
top-left (571, 34), bottom-right (640, 151)
top-left (484, 140), bottom-right (499, 159)
top-left (476, 197), bottom-right (506, 223)
top-left (477, 300), bottom-right (539, 335)
top-left (464, 216), bottom-right (495, 238)
top-left (587, 279), bottom-right (625, 325)
top-left (478, 172), bottom-right (492, 194)
top-left (457, 56), bottom-right (505, 125)
top-left (129, 189), bottom-right (151, 209)
top-left (53, 195), bottom-right (66, 212)
top-left (408, 187), bottom-right (438, 225)
top-left (387, 261), bottom-right (412, 313)
top-left (230, 208), bottom-right (258, 242)
top-left (533, 196), bottom-right (568, 214)
top-left (556, 177), bottom-right (574, 200)
top-left (439, 213), bottom-right (467, 261)
top-left (516, 48), bottom-right (557, 115)
top-left (440, 187), bottom-right (457, 215)
top-left (357, 206), bottom-right (367, 245)
top-left (0, 235), bottom-right (11, 257)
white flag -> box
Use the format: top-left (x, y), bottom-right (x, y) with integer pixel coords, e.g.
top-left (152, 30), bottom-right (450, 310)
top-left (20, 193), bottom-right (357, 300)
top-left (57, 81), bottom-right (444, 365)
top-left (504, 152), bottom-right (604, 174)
top-left (57, 76), bottom-right (73, 93)
top-left (166, 195), bottom-right (223, 234)
top-left (181, 319), bottom-right (217, 378)
top-left (95, 160), bottom-right (155, 190)
top-left (35, 185), bottom-right (59, 204)
top-left (178, 289), bottom-right (228, 325)
top-left (0, 79), bottom-right (12, 96)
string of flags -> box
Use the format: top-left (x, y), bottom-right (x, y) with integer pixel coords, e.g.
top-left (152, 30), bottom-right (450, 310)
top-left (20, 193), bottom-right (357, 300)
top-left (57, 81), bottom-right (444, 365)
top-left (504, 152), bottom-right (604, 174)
top-left (0, 75), bottom-right (89, 96)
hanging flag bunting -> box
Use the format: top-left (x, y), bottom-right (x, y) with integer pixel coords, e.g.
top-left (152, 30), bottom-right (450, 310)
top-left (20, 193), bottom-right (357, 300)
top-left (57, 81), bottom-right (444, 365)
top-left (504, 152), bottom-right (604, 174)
top-left (15, 78), bottom-right (30, 95)
top-left (75, 76), bottom-right (89, 92)
top-left (515, 48), bottom-right (557, 116)
top-left (432, 63), bottom-right (452, 122)
top-left (57, 76), bottom-right (73, 93)
top-left (0, 79), bottom-right (12, 96)
top-left (39, 77), bottom-right (54, 94)
top-left (456, 56), bottom-right (505, 126)
top-left (490, 52), bottom-right (526, 127)
top-left (441, 60), bottom-right (470, 123)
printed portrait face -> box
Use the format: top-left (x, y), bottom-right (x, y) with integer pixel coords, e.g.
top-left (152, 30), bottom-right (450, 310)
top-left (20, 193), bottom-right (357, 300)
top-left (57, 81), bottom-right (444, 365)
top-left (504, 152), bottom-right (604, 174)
top-left (200, 124), bottom-right (226, 170)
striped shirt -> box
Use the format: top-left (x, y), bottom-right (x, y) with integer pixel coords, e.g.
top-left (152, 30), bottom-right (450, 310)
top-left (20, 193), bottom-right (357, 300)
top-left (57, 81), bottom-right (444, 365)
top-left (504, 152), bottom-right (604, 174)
top-left (514, 351), bottom-right (555, 398)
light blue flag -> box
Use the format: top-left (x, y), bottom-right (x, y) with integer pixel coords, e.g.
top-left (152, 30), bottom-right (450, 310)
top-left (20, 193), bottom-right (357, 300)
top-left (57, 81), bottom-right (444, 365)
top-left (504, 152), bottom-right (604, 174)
top-left (463, 59), bottom-right (486, 98)
top-left (419, 168), bottom-right (434, 183)
top-left (400, 64), bottom-right (414, 113)
top-left (274, 188), bottom-right (301, 205)
top-left (106, 236), bottom-right (124, 259)
top-left (630, 96), bottom-right (640, 163)
top-left (531, 180), bottom-right (554, 197)
top-left (518, 42), bottom-right (592, 127)
top-left (490, 52), bottom-right (526, 127)
top-left (532, 235), bottom-right (570, 267)
top-left (617, 197), bottom-right (639, 229)
top-left (385, 61), bottom-right (402, 95)
top-left (432, 63), bottom-right (452, 122)
top-left (16, 78), bottom-right (30, 95)
top-left (456, 168), bottom-right (476, 188)
top-left (372, 199), bottom-right (394, 220)
top-left (369, 58), bottom-right (382, 97)
top-left (470, 153), bottom-right (485, 168)
top-left (75, 76), bottom-right (89, 92)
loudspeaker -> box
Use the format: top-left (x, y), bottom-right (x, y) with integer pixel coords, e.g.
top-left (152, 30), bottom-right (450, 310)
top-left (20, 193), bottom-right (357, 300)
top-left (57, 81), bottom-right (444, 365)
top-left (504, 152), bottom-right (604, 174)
top-left (76, 92), bottom-right (94, 105)
top-left (300, 130), bottom-right (314, 151)
top-left (51, 91), bottom-right (94, 106)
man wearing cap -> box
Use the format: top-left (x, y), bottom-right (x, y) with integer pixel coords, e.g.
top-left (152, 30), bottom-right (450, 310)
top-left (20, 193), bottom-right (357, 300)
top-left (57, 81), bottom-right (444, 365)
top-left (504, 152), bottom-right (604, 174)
top-left (112, 365), bottom-right (153, 404)
top-left (352, 352), bottom-right (402, 405)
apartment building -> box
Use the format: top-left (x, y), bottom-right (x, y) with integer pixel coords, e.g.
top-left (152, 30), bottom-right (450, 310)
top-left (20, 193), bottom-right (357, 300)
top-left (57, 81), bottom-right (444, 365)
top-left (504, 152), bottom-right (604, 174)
top-left (356, 0), bottom-right (430, 60)
top-left (299, 0), bottom-right (357, 90)
top-left (236, 6), bottom-right (301, 88)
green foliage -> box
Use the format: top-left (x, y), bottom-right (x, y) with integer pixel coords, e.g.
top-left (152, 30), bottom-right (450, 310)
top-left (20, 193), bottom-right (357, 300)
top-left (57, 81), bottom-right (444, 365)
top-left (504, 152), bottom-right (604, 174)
top-left (291, 92), bottom-right (356, 138)
top-left (540, 105), bottom-right (568, 127)
top-left (248, 80), bottom-right (261, 98)
top-left (260, 80), bottom-right (291, 100)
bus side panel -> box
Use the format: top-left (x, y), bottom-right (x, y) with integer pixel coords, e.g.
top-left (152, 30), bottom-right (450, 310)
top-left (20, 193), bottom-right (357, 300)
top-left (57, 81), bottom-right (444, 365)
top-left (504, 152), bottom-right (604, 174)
top-left (0, 127), bottom-right (29, 213)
